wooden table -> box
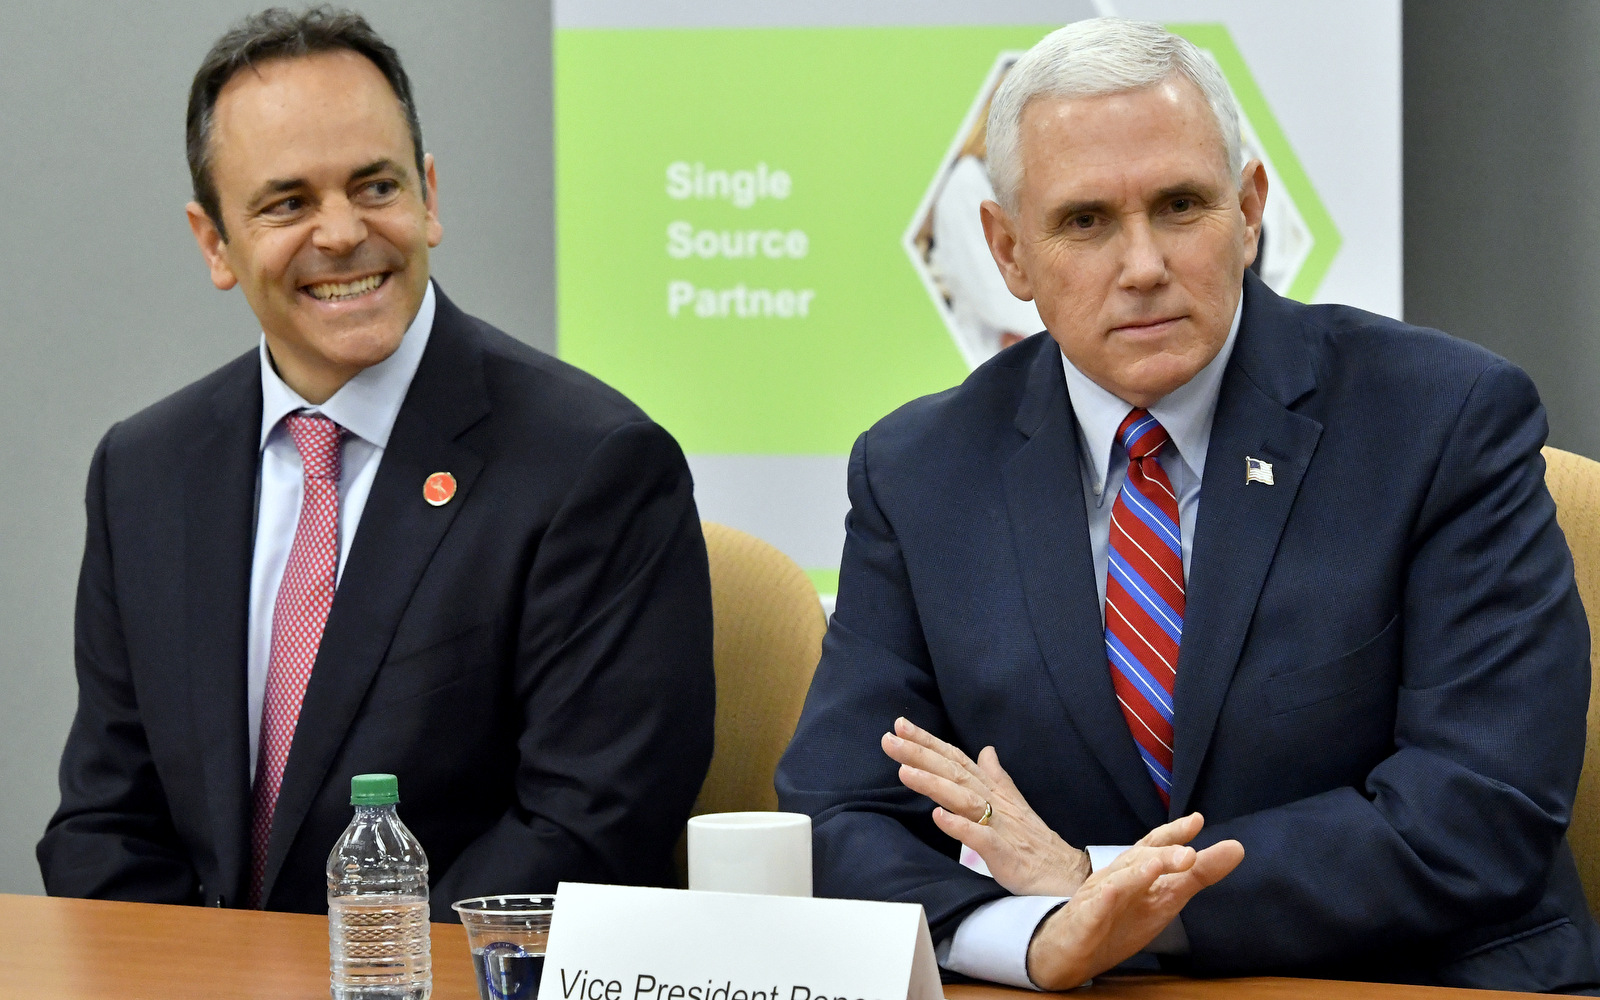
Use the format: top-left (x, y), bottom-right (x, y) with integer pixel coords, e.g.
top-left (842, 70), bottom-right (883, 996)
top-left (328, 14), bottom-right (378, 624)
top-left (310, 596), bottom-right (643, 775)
top-left (0, 893), bottom-right (1548, 1000)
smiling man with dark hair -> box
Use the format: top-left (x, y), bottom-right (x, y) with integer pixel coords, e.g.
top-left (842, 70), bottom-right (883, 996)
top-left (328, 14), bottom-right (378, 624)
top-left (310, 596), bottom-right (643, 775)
top-left (39, 6), bottom-right (714, 916)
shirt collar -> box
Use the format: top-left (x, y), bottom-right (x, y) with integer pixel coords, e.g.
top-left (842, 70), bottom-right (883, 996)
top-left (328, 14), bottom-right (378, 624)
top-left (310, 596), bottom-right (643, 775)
top-left (258, 280), bottom-right (436, 451)
top-left (1060, 292), bottom-right (1243, 493)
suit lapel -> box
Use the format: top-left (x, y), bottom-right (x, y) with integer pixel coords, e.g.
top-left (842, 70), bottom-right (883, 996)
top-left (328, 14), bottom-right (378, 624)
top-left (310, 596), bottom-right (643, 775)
top-left (261, 293), bottom-right (491, 900)
top-left (183, 355), bottom-right (261, 906)
top-left (1004, 343), bottom-right (1169, 829)
top-left (1167, 276), bottom-right (1323, 815)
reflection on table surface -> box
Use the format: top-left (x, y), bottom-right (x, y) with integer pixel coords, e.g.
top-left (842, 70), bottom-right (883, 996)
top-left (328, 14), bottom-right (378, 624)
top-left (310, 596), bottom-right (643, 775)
top-left (0, 893), bottom-right (1548, 1000)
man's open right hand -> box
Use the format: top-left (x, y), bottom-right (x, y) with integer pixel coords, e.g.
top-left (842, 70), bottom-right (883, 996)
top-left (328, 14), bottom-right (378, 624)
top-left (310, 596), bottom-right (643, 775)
top-left (1024, 817), bottom-right (1244, 990)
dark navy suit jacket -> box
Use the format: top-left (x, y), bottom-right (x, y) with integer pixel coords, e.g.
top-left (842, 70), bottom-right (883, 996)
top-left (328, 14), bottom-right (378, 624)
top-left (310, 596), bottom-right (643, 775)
top-left (40, 288), bottom-right (715, 917)
top-left (777, 274), bottom-right (1600, 991)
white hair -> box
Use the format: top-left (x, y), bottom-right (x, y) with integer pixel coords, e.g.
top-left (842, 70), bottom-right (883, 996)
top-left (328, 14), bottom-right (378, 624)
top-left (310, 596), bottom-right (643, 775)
top-left (986, 17), bottom-right (1243, 211)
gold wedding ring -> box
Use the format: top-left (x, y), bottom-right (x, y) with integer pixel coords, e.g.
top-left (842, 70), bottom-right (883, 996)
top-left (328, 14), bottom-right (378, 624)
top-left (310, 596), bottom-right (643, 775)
top-left (977, 800), bottom-right (993, 826)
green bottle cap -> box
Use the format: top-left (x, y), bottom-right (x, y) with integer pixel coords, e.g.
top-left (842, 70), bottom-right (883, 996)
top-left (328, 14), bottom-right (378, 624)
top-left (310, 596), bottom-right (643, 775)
top-left (350, 773), bottom-right (399, 806)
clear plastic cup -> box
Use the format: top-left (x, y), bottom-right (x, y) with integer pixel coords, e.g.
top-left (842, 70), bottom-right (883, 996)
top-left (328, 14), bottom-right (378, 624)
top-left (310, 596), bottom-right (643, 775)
top-left (451, 894), bottom-right (555, 1000)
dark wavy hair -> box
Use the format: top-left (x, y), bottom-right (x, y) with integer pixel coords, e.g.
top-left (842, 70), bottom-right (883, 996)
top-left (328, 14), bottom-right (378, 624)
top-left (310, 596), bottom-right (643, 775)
top-left (185, 6), bottom-right (425, 238)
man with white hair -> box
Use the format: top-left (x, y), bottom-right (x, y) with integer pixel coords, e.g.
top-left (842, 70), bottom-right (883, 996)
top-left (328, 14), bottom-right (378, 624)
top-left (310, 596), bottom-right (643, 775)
top-left (777, 18), bottom-right (1600, 992)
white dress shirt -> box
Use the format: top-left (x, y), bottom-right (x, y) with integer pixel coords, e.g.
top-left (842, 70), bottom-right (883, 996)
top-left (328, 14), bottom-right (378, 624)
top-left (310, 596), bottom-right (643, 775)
top-left (940, 298), bottom-right (1243, 988)
top-left (246, 281), bottom-right (436, 778)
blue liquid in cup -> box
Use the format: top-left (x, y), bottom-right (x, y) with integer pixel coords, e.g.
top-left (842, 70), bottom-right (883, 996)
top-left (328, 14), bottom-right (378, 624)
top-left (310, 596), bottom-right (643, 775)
top-left (472, 942), bottom-right (544, 1000)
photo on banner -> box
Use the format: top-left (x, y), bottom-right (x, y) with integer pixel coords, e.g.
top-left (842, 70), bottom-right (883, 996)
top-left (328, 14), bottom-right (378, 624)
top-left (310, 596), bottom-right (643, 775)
top-left (553, 1), bottom-right (1401, 597)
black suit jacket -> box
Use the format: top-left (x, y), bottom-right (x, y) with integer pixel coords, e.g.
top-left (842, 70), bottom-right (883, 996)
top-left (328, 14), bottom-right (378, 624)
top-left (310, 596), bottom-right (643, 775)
top-left (777, 274), bottom-right (1600, 992)
top-left (40, 288), bottom-right (715, 917)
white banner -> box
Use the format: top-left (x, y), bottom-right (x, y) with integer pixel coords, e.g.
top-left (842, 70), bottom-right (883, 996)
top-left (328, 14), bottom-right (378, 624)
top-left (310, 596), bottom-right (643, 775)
top-left (554, 1), bottom-right (1401, 591)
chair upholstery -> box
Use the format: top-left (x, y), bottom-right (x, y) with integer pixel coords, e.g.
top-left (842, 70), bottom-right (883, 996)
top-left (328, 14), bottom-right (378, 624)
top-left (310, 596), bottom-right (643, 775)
top-left (693, 522), bottom-right (827, 816)
top-left (1543, 446), bottom-right (1600, 913)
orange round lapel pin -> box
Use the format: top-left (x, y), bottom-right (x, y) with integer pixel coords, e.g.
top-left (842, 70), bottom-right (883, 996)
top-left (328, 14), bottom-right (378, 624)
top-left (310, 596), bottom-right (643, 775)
top-left (423, 472), bottom-right (457, 506)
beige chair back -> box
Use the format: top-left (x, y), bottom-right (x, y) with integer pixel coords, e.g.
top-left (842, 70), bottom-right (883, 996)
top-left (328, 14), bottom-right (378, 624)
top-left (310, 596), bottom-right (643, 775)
top-left (1543, 446), bottom-right (1600, 912)
top-left (694, 522), bottom-right (827, 816)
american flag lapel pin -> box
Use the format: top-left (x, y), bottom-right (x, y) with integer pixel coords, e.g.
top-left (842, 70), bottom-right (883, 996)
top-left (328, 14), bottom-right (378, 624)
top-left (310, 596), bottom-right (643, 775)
top-left (1245, 456), bottom-right (1275, 486)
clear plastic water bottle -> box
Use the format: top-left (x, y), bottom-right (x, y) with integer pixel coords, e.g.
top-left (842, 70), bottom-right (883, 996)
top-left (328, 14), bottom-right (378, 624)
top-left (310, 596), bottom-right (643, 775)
top-left (327, 773), bottom-right (432, 1000)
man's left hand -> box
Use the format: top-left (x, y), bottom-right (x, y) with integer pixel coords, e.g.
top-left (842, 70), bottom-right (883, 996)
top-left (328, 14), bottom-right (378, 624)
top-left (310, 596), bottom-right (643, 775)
top-left (882, 716), bottom-right (1090, 896)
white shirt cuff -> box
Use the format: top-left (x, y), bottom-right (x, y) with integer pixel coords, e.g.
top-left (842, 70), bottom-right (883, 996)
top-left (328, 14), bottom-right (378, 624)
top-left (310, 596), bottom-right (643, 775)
top-left (939, 894), bottom-right (1068, 988)
top-left (1085, 844), bottom-right (1128, 873)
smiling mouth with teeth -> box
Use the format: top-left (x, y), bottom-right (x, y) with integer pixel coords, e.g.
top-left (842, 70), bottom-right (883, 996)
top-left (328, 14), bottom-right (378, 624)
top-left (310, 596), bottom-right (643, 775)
top-left (304, 273), bottom-right (388, 302)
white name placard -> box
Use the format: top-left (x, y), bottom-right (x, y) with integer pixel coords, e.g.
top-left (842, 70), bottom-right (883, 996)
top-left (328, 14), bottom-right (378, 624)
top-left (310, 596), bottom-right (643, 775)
top-left (540, 882), bottom-right (942, 1000)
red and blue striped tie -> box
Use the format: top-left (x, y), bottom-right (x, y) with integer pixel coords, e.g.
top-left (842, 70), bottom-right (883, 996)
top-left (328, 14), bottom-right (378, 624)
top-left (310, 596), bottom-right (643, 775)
top-left (1105, 408), bottom-right (1183, 808)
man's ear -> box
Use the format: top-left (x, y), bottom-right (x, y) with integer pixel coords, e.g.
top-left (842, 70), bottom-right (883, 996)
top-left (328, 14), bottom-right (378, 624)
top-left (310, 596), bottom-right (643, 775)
top-left (980, 199), bottom-right (1035, 301)
top-left (1238, 159), bottom-right (1268, 270)
top-left (186, 202), bottom-right (238, 291)
top-left (422, 152), bottom-right (443, 248)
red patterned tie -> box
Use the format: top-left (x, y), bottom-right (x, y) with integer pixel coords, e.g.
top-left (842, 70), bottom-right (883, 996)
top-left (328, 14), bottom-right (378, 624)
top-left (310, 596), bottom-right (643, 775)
top-left (250, 413), bottom-right (343, 907)
top-left (1105, 409), bottom-right (1183, 808)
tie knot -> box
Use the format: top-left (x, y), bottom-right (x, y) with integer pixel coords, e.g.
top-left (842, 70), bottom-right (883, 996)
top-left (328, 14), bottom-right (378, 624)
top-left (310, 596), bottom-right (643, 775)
top-left (1117, 408), bottom-right (1169, 461)
top-left (284, 413), bottom-right (344, 482)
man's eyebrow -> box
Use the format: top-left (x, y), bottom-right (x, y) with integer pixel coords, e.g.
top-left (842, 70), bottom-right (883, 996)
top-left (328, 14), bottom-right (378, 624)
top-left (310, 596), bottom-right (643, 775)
top-left (246, 177), bottom-right (307, 210)
top-left (349, 158), bottom-right (406, 183)
top-left (1050, 198), bottom-right (1112, 221)
top-left (1152, 181), bottom-right (1218, 202)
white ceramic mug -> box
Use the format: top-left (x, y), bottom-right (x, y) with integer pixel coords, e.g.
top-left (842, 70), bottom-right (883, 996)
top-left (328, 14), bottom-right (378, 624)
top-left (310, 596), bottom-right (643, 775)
top-left (686, 811), bottom-right (813, 897)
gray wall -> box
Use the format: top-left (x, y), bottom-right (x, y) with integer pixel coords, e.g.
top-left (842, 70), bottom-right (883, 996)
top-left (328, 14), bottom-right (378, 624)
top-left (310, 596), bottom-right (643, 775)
top-left (0, 1), bottom-right (552, 894)
top-left (1405, 0), bottom-right (1600, 460)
